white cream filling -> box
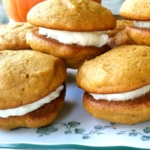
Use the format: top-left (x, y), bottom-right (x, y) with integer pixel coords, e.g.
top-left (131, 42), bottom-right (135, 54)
top-left (39, 27), bottom-right (108, 47)
top-left (89, 84), bottom-right (150, 101)
top-left (0, 85), bottom-right (64, 118)
top-left (134, 21), bottom-right (150, 29)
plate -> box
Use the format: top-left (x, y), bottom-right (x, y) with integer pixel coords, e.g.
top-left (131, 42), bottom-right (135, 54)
top-left (0, 69), bottom-right (150, 149)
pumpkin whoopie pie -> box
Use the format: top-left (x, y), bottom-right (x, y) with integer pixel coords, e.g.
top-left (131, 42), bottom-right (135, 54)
top-left (0, 22), bottom-right (37, 50)
top-left (120, 0), bottom-right (150, 46)
top-left (26, 0), bottom-right (116, 69)
top-left (76, 45), bottom-right (150, 124)
top-left (0, 50), bottom-right (66, 130)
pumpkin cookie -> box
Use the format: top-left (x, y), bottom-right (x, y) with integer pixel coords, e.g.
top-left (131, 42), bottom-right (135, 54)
top-left (26, 0), bottom-right (116, 69)
top-left (0, 22), bottom-right (37, 50)
top-left (0, 50), bottom-right (66, 130)
top-left (76, 45), bottom-right (150, 124)
top-left (120, 0), bottom-right (150, 46)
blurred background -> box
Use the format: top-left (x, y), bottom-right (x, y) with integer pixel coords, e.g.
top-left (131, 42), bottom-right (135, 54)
top-left (0, 0), bottom-right (125, 24)
top-left (0, 0), bottom-right (8, 24)
top-left (101, 0), bottom-right (125, 14)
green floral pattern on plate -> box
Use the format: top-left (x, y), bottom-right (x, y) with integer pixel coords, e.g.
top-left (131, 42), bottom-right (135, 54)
top-left (36, 121), bottom-right (150, 141)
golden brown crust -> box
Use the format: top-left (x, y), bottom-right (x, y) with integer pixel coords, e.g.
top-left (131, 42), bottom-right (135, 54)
top-left (83, 92), bottom-right (150, 124)
top-left (26, 29), bottom-right (111, 69)
top-left (126, 26), bottom-right (150, 46)
top-left (115, 20), bottom-right (134, 30)
top-left (107, 20), bottom-right (133, 37)
top-left (0, 85), bottom-right (66, 130)
top-left (0, 22), bottom-right (37, 50)
top-left (0, 50), bottom-right (66, 109)
top-left (76, 45), bottom-right (150, 93)
top-left (120, 0), bottom-right (150, 20)
top-left (27, 0), bottom-right (116, 31)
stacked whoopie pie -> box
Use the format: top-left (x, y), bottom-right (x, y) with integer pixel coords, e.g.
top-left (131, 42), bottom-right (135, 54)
top-left (26, 0), bottom-right (116, 69)
top-left (76, 45), bottom-right (150, 124)
top-left (120, 0), bottom-right (150, 46)
top-left (0, 11), bottom-right (68, 130)
top-left (0, 50), bottom-right (66, 130)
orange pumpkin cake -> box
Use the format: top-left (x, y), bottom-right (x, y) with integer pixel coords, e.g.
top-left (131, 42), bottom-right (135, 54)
top-left (76, 45), bottom-right (150, 124)
top-left (0, 50), bottom-right (66, 130)
top-left (26, 0), bottom-right (116, 69)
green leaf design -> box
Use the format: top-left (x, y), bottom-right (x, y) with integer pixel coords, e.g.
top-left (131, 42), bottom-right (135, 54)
top-left (94, 125), bottom-right (102, 130)
top-left (35, 121), bottom-right (150, 142)
top-left (64, 131), bottom-right (72, 134)
top-left (83, 135), bottom-right (90, 139)
top-left (117, 131), bottom-right (126, 134)
top-left (60, 123), bottom-right (67, 126)
top-left (37, 125), bottom-right (58, 136)
top-left (129, 132), bottom-right (137, 137)
top-left (141, 136), bottom-right (150, 141)
top-left (143, 127), bottom-right (150, 133)
top-left (75, 128), bottom-right (85, 134)
top-left (68, 121), bottom-right (80, 128)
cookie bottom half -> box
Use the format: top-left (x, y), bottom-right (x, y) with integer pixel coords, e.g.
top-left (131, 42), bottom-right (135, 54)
top-left (26, 29), bottom-right (111, 69)
top-left (83, 91), bottom-right (150, 124)
top-left (0, 85), bottom-right (66, 130)
top-left (126, 26), bottom-right (150, 46)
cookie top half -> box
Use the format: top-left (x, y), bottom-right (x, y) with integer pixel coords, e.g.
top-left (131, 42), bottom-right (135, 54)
top-left (0, 50), bottom-right (66, 109)
top-left (120, 0), bottom-right (150, 20)
top-left (0, 22), bottom-right (37, 50)
top-left (27, 0), bottom-right (116, 31)
top-left (76, 45), bottom-right (150, 93)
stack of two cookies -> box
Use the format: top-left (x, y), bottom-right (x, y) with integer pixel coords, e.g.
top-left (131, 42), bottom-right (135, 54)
top-left (75, 0), bottom-right (150, 125)
top-left (0, 18), bottom-right (67, 130)
top-left (0, 0), bottom-right (116, 130)
top-left (0, 23), bottom-right (67, 130)
top-left (119, 0), bottom-right (150, 47)
top-left (76, 45), bottom-right (150, 125)
top-left (26, 0), bottom-right (116, 69)
top-left (107, 0), bottom-right (150, 48)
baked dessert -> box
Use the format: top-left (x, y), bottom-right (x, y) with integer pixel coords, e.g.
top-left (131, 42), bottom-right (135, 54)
top-left (107, 20), bottom-right (134, 48)
top-left (107, 20), bottom-right (133, 37)
top-left (120, 0), bottom-right (150, 46)
top-left (0, 22), bottom-right (37, 50)
top-left (76, 45), bottom-right (150, 124)
top-left (26, 0), bottom-right (116, 69)
top-left (107, 29), bottom-right (134, 48)
top-left (0, 50), bottom-right (66, 130)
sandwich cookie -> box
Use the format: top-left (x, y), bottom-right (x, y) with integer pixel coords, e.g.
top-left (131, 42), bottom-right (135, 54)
top-left (76, 45), bottom-right (150, 124)
top-left (120, 0), bottom-right (150, 46)
top-left (0, 22), bottom-right (37, 50)
top-left (26, 0), bottom-right (116, 69)
top-left (0, 50), bottom-right (66, 130)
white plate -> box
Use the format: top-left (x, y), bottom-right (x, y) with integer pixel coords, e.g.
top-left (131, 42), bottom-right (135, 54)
top-left (0, 69), bottom-right (150, 149)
